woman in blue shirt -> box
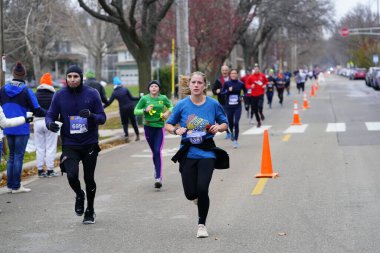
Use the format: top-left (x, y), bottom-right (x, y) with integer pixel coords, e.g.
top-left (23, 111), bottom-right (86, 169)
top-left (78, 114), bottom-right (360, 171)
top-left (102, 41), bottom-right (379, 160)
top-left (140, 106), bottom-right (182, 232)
top-left (165, 71), bottom-right (228, 238)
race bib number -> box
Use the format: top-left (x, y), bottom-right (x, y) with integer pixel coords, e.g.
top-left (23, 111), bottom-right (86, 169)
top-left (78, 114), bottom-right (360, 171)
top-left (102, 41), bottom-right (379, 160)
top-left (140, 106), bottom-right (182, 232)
top-left (69, 116), bottom-right (88, 134)
top-left (255, 80), bottom-right (263, 85)
top-left (187, 131), bottom-right (206, 144)
top-left (228, 95), bottom-right (239, 105)
top-left (247, 89), bottom-right (252, 94)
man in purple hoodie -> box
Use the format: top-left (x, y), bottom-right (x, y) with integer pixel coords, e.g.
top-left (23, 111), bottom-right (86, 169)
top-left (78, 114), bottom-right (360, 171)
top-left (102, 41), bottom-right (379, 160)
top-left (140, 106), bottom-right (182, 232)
top-left (46, 65), bottom-right (106, 224)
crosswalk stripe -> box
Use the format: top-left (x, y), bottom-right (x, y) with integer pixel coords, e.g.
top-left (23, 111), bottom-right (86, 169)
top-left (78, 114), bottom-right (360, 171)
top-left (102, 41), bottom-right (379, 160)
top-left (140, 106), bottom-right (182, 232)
top-left (365, 122), bottom-right (380, 131)
top-left (242, 125), bottom-right (272, 135)
top-left (326, 123), bottom-right (346, 132)
top-left (283, 124), bottom-right (308, 133)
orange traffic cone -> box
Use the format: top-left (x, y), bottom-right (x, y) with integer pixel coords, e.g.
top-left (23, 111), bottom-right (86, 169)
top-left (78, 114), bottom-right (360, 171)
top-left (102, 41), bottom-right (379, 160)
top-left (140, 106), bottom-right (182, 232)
top-left (302, 92), bottom-right (310, 110)
top-left (315, 81), bottom-right (319, 91)
top-left (291, 100), bottom-right (302, 125)
top-left (255, 130), bottom-right (279, 178)
top-left (310, 84), bottom-right (315, 97)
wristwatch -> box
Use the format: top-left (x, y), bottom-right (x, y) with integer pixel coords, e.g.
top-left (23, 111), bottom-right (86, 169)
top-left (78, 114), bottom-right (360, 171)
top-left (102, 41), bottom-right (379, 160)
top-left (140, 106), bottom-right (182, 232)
top-left (173, 127), bottom-right (179, 135)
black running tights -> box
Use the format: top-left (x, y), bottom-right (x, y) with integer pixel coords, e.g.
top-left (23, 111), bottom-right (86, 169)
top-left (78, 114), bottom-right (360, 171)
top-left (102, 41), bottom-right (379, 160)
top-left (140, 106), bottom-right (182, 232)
top-left (181, 158), bottom-right (215, 225)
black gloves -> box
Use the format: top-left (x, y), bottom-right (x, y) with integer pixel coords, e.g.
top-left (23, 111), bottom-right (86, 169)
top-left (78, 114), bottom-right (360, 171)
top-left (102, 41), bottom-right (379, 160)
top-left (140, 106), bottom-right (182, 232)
top-left (24, 116), bottom-right (34, 123)
top-left (48, 122), bottom-right (60, 133)
top-left (79, 109), bottom-right (91, 118)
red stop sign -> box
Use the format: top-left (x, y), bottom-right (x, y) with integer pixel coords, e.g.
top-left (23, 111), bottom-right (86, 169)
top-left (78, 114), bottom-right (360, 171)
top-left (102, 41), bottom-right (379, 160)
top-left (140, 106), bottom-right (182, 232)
top-left (340, 27), bottom-right (349, 37)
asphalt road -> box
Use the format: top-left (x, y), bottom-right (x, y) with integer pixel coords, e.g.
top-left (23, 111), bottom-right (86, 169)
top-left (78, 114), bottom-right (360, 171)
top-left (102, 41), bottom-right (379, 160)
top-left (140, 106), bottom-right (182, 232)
top-left (1, 74), bottom-right (380, 253)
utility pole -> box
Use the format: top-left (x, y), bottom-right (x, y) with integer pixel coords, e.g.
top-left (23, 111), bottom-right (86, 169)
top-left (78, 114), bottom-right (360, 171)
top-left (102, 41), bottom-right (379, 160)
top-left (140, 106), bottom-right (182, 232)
top-left (176, 0), bottom-right (191, 99)
top-left (0, 0), bottom-right (4, 87)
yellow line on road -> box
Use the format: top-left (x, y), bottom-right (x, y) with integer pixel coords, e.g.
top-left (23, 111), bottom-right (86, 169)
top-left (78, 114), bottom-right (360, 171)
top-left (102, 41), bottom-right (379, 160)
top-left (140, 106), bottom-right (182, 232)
top-left (251, 178), bottom-right (268, 195)
top-left (282, 134), bottom-right (291, 142)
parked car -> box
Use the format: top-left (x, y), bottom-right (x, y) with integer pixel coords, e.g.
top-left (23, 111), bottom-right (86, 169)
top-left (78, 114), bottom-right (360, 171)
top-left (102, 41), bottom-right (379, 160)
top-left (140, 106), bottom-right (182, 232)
top-left (365, 67), bottom-right (380, 87)
top-left (371, 70), bottom-right (380, 90)
top-left (349, 68), bottom-right (366, 80)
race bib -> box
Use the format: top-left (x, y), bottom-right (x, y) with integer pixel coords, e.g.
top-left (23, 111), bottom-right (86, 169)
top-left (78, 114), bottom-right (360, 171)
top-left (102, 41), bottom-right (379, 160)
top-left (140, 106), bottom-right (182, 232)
top-left (69, 116), bottom-right (88, 134)
top-left (228, 95), bottom-right (239, 105)
top-left (187, 131), bottom-right (206, 144)
top-left (247, 89), bottom-right (252, 94)
top-left (255, 80), bottom-right (263, 85)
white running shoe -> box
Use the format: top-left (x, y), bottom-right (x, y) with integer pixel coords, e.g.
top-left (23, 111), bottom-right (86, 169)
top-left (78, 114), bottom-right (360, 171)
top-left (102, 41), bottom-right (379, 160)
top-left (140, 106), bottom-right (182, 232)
top-left (233, 141), bottom-right (239, 149)
top-left (197, 224), bottom-right (209, 238)
top-left (12, 186), bottom-right (31, 194)
top-left (6, 188), bottom-right (12, 193)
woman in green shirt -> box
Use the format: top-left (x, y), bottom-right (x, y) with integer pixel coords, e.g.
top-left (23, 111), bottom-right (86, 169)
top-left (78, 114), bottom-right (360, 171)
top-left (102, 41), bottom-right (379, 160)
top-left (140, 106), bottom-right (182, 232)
top-left (134, 80), bottom-right (173, 189)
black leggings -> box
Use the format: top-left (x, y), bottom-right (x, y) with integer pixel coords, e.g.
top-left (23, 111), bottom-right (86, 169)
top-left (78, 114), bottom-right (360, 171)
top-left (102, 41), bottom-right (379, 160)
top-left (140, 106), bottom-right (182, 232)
top-left (181, 158), bottom-right (215, 225)
top-left (61, 144), bottom-right (100, 210)
top-left (225, 106), bottom-right (242, 141)
top-left (120, 106), bottom-right (139, 137)
top-left (249, 95), bottom-right (264, 122)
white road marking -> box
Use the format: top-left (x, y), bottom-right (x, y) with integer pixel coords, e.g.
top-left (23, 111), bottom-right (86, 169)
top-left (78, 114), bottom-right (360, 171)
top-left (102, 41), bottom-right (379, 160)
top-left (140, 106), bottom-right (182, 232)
top-left (131, 148), bottom-right (178, 158)
top-left (326, 123), bottom-right (346, 132)
top-left (242, 125), bottom-right (272, 135)
top-left (365, 122), bottom-right (380, 131)
top-left (283, 124), bottom-right (308, 133)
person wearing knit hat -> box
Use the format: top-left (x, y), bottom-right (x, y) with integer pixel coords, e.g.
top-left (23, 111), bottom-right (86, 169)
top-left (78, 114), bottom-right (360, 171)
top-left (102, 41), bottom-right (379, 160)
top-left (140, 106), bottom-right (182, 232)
top-left (104, 76), bottom-right (140, 141)
top-left (84, 70), bottom-right (108, 105)
top-left (34, 72), bottom-right (58, 178)
top-left (45, 65), bottom-right (106, 224)
top-left (12, 61), bottom-right (26, 80)
top-left (134, 80), bottom-right (173, 189)
top-left (0, 61), bottom-right (46, 194)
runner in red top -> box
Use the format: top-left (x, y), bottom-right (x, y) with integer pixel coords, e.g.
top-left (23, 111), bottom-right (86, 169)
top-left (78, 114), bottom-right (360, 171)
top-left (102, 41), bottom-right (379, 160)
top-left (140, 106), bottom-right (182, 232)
top-left (245, 64), bottom-right (268, 127)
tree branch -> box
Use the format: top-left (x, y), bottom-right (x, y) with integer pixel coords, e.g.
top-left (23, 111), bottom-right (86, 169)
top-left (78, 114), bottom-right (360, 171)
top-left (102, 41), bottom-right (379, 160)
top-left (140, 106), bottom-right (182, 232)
top-left (77, 0), bottom-right (122, 25)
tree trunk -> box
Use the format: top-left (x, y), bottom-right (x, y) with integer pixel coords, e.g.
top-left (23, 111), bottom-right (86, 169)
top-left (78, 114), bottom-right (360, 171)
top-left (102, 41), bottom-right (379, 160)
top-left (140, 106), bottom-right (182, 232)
top-left (135, 52), bottom-right (152, 94)
top-left (33, 55), bottom-right (42, 85)
top-left (95, 51), bottom-right (102, 81)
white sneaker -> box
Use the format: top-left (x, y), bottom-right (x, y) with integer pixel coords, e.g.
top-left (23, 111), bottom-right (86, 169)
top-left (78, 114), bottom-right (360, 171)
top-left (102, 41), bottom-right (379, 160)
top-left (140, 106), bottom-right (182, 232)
top-left (6, 188), bottom-right (12, 193)
top-left (233, 141), bottom-right (239, 149)
top-left (12, 186), bottom-right (31, 194)
top-left (197, 224), bottom-right (209, 238)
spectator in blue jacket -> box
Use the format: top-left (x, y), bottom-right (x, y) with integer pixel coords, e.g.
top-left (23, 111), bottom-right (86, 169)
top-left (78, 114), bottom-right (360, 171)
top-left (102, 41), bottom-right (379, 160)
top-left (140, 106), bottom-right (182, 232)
top-left (104, 76), bottom-right (140, 141)
top-left (45, 65), bottom-right (106, 224)
top-left (0, 61), bottom-right (45, 194)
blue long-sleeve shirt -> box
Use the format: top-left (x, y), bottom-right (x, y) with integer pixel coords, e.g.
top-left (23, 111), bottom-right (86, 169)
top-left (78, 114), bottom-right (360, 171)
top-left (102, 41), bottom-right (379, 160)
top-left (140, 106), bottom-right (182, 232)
top-left (221, 79), bottom-right (247, 108)
top-left (45, 85), bottom-right (106, 146)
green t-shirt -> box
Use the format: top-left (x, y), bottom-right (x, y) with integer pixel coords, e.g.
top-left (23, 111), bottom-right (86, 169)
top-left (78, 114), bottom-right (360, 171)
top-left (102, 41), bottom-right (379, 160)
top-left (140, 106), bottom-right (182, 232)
top-left (134, 94), bottom-right (173, 128)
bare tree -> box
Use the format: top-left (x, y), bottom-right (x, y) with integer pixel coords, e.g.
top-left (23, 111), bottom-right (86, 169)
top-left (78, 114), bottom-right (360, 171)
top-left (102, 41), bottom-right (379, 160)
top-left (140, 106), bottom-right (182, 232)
top-left (78, 0), bottom-right (174, 92)
top-left (66, 7), bottom-right (120, 80)
top-left (5, 0), bottom-right (65, 83)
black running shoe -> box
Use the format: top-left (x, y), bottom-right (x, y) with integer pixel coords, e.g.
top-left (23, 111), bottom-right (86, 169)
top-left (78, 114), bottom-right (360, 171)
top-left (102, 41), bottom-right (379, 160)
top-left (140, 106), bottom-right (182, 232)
top-left (257, 121), bottom-right (262, 128)
top-left (260, 113), bottom-right (265, 121)
top-left (83, 208), bottom-right (96, 224)
top-left (154, 179), bottom-right (162, 189)
top-left (75, 190), bottom-right (86, 216)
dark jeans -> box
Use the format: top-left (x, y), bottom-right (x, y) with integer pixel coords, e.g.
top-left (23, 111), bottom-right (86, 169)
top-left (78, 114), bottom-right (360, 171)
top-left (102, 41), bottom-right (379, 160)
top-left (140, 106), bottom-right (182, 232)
top-left (144, 125), bottom-right (164, 179)
top-left (6, 135), bottom-right (29, 190)
top-left (181, 158), bottom-right (215, 225)
top-left (61, 144), bottom-right (100, 210)
top-left (225, 106), bottom-right (242, 141)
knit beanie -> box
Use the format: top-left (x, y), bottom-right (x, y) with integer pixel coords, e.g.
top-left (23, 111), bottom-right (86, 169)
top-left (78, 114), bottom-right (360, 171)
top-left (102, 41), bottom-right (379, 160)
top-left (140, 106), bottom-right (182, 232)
top-left (12, 61), bottom-right (26, 80)
top-left (66, 65), bottom-right (83, 85)
top-left (85, 70), bottom-right (96, 79)
top-left (40, 73), bottom-right (53, 85)
top-left (113, 76), bottom-right (122, 86)
top-left (147, 80), bottom-right (161, 90)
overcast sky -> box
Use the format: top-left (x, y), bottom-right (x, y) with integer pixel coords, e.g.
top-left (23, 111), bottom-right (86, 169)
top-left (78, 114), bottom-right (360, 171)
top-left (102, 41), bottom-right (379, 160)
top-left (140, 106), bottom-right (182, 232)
top-left (334, 0), bottom-right (377, 20)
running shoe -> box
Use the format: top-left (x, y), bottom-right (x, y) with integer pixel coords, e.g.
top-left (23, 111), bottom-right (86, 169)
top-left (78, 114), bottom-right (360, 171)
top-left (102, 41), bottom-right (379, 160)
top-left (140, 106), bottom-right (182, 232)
top-left (12, 186), bottom-right (31, 194)
top-left (197, 224), bottom-right (209, 238)
top-left (83, 208), bottom-right (96, 224)
top-left (257, 121), bottom-right (262, 128)
top-left (6, 188), bottom-right (12, 193)
top-left (47, 170), bottom-right (59, 177)
top-left (154, 178), bottom-right (162, 189)
top-left (233, 141), bottom-right (239, 149)
top-left (38, 170), bottom-right (47, 178)
top-left (260, 113), bottom-right (265, 121)
top-left (75, 190), bottom-right (86, 216)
